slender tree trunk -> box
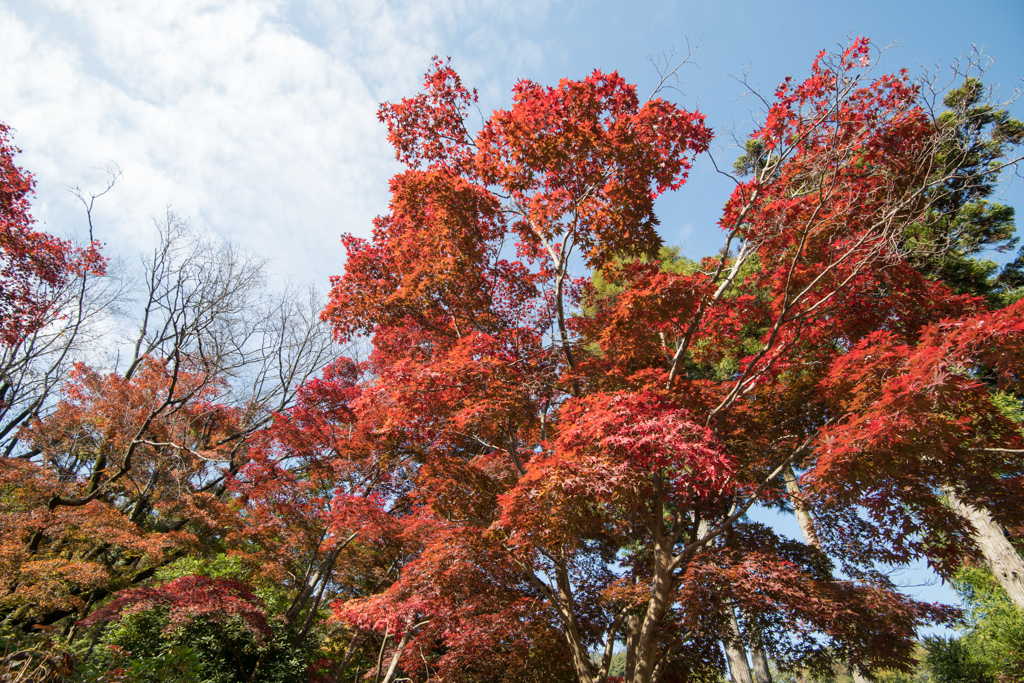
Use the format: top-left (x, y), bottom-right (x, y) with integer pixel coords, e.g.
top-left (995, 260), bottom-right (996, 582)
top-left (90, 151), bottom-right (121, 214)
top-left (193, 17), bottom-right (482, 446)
top-left (692, 516), bottom-right (763, 683)
top-left (750, 641), bottom-right (773, 683)
top-left (945, 487), bottom-right (1024, 610)
top-left (328, 630), bottom-right (364, 683)
top-left (711, 504), bottom-right (772, 683)
top-left (785, 466), bottom-right (868, 681)
top-left (630, 564), bottom-right (674, 683)
top-left (630, 482), bottom-right (677, 683)
top-left (553, 559), bottom-right (597, 683)
top-left (380, 616), bottom-right (414, 683)
top-left (723, 609), bottom-right (755, 683)
top-left (783, 465), bottom-right (818, 547)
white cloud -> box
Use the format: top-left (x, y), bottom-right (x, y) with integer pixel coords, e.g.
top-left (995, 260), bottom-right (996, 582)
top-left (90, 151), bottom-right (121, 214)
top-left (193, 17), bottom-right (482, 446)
top-left (0, 0), bottom-right (556, 291)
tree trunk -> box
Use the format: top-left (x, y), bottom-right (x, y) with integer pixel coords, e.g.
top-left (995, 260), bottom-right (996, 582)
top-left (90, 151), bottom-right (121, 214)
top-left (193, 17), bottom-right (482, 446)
top-left (328, 630), bottom-right (363, 683)
top-left (624, 614), bottom-right (640, 683)
top-left (380, 616), bottom-right (414, 683)
top-left (751, 641), bottom-right (773, 683)
top-left (945, 487), bottom-right (1024, 610)
top-left (553, 559), bottom-right (597, 683)
top-left (783, 465), bottom-right (818, 547)
top-left (723, 609), bottom-right (755, 683)
top-left (627, 481), bottom-right (677, 683)
top-left (785, 466), bottom-right (869, 681)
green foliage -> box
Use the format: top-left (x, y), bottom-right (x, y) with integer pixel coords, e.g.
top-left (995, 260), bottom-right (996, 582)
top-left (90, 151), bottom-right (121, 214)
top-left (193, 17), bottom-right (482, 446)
top-left (78, 604), bottom-right (313, 683)
top-left (155, 554), bottom-right (294, 619)
top-left (121, 645), bottom-right (205, 682)
top-left (154, 554), bottom-right (248, 582)
top-left (770, 660), bottom-right (850, 683)
top-left (608, 650), bottom-right (626, 677)
top-left (586, 245), bottom-right (767, 382)
top-left (957, 567), bottom-right (1024, 681)
top-left (74, 556), bottom-right (320, 683)
top-left (922, 567), bottom-right (1024, 683)
top-left (875, 659), bottom-right (933, 683)
top-left (905, 78), bottom-right (1023, 303)
top-left (586, 245), bottom-right (696, 310)
top-left (733, 138), bottom-right (780, 177)
top-left (923, 637), bottom-right (993, 683)
top-left (768, 648), bottom-right (936, 683)
top-left (990, 391), bottom-right (1024, 424)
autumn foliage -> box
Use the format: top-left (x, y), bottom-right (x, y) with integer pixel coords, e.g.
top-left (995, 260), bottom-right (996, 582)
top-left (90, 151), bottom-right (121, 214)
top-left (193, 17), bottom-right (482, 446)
top-left (311, 41), bottom-right (1022, 683)
top-left (0, 123), bottom-right (103, 346)
top-left (1, 38), bottom-right (1023, 683)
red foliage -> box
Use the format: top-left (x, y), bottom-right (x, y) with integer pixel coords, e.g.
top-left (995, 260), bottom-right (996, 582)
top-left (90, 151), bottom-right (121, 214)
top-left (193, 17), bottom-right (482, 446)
top-left (309, 41), bottom-right (985, 683)
top-left (0, 123), bottom-right (104, 346)
top-left (1, 359), bottom-right (241, 621)
top-left (79, 575), bottom-right (271, 642)
top-left (807, 299), bottom-right (1024, 573)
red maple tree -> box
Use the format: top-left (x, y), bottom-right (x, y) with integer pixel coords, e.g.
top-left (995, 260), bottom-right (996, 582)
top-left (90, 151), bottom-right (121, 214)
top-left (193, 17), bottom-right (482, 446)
top-left (304, 40), bottom-right (1013, 683)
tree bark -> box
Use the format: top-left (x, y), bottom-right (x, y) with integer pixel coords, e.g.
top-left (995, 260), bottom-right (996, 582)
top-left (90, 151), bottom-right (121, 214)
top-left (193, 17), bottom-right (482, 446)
top-left (328, 630), bottom-right (363, 683)
top-left (750, 641), bottom-right (773, 683)
top-left (783, 466), bottom-right (818, 547)
top-left (785, 467), bottom-right (870, 681)
top-left (629, 481), bottom-right (678, 683)
top-left (945, 488), bottom-right (1024, 610)
top-left (624, 614), bottom-right (640, 683)
top-left (380, 616), bottom-right (415, 683)
top-left (552, 559), bottom-right (597, 683)
top-left (724, 609), bottom-right (755, 683)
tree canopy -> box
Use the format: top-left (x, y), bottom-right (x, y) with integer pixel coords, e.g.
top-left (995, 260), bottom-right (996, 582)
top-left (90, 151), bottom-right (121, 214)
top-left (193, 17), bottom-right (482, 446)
top-left (1, 37), bottom-right (1023, 683)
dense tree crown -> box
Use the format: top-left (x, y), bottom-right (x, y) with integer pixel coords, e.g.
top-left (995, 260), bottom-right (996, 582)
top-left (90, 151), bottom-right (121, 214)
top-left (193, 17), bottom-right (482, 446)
top-left (1, 38), bottom-right (1023, 683)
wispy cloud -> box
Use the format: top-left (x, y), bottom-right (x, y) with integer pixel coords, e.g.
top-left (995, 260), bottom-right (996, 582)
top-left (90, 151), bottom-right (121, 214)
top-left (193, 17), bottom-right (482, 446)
top-left (0, 0), bottom-right (555, 288)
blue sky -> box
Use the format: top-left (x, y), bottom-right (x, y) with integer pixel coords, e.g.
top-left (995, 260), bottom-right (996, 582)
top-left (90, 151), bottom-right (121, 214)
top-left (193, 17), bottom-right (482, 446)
top-left (2, 0), bottom-right (1021, 282)
top-left (2, 0), bottom-right (1022, 630)
top-left (509, 0), bottom-right (1024, 259)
